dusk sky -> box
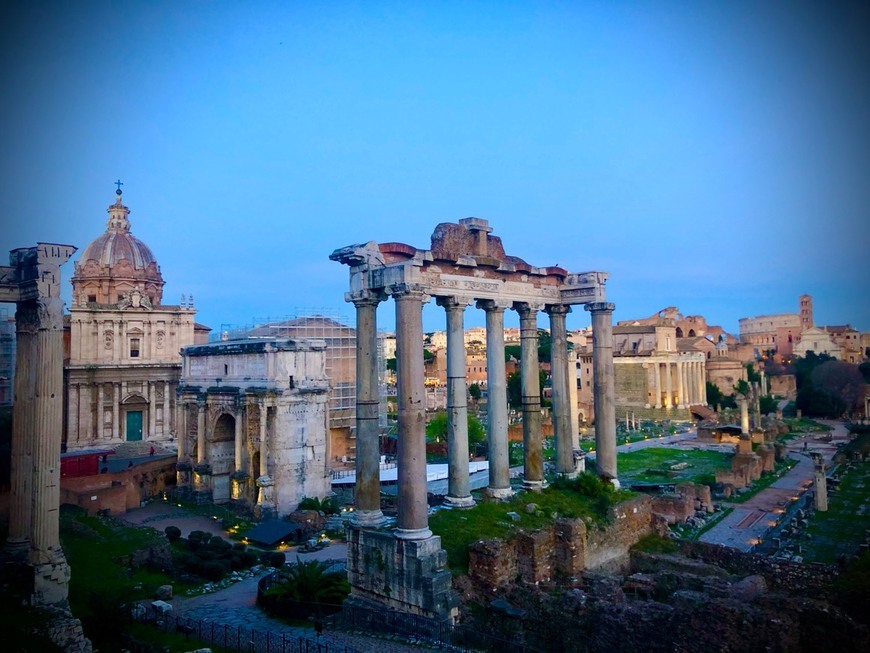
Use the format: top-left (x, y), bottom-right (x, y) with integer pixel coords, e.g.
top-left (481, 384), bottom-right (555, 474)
top-left (2, 1), bottom-right (868, 336)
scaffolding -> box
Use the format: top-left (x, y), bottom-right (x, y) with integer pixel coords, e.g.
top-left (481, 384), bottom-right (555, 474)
top-left (0, 308), bottom-right (14, 407)
top-left (218, 310), bottom-right (357, 430)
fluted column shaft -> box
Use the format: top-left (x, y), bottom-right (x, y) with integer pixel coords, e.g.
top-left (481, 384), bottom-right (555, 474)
top-left (177, 403), bottom-right (188, 460)
top-left (439, 297), bottom-right (474, 507)
top-left (547, 304), bottom-right (574, 476)
top-left (699, 361), bottom-right (707, 404)
top-left (516, 303), bottom-right (544, 489)
top-left (7, 303), bottom-right (37, 553)
top-left (586, 302), bottom-right (617, 480)
top-left (394, 286), bottom-right (432, 538)
top-left (479, 300), bottom-right (511, 498)
top-left (352, 293), bottom-right (386, 526)
top-left (30, 297), bottom-right (66, 557)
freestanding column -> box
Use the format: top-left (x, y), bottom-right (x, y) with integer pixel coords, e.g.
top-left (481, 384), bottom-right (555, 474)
top-left (739, 396), bottom-right (750, 435)
top-left (6, 302), bottom-right (37, 558)
top-left (547, 304), bottom-right (574, 477)
top-left (394, 284), bottom-right (433, 538)
top-left (351, 292), bottom-right (387, 526)
top-left (653, 362), bottom-right (662, 408)
top-left (665, 361), bottom-right (674, 408)
top-left (586, 303), bottom-right (617, 482)
top-left (438, 296), bottom-right (474, 508)
top-left (676, 361), bottom-right (685, 408)
top-left (516, 302), bottom-right (544, 490)
top-left (478, 299), bottom-right (512, 498)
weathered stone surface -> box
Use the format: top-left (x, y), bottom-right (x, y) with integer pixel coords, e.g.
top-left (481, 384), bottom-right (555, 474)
top-left (155, 584), bottom-right (173, 600)
top-left (729, 574), bottom-right (767, 601)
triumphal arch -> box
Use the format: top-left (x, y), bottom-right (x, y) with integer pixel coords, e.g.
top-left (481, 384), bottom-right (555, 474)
top-left (331, 218), bottom-right (616, 623)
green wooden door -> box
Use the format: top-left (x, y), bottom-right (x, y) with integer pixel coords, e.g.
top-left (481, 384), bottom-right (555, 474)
top-left (126, 411), bottom-right (143, 441)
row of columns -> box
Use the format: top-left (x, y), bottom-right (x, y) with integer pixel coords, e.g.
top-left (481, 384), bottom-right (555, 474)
top-left (350, 285), bottom-right (617, 539)
top-left (650, 359), bottom-right (706, 408)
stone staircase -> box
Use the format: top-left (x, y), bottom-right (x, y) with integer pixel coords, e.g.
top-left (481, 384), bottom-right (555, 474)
top-left (111, 440), bottom-right (173, 458)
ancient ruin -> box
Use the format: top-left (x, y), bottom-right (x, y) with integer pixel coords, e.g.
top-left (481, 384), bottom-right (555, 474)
top-left (331, 217), bottom-right (616, 623)
top-left (175, 338), bottom-right (332, 518)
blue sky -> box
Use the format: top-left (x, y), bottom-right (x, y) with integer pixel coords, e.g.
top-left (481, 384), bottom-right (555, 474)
top-left (2, 1), bottom-right (868, 335)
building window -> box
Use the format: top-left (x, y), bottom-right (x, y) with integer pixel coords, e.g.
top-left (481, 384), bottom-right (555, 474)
top-left (88, 294), bottom-right (96, 303)
top-left (130, 338), bottom-right (140, 358)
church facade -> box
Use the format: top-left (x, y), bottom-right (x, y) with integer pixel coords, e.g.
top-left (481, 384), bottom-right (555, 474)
top-left (64, 188), bottom-right (208, 451)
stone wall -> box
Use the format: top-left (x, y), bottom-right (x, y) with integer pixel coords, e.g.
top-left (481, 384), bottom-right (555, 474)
top-left (469, 495), bottom-right (657, 590)
top-left (676, 541), bottom-right (838, 592)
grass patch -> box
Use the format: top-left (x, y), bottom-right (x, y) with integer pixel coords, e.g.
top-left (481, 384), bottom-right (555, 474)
top-left (60, 505), bottom-right (187, 618)
top-left (727, 458), bottom-right (797, 504)
top-left (430, 474), bottom-right (633, 573)
top-left (631, 533), bottom-right (678, 554)
top-left (617, 447), bottom-right (733, 485)
top-left (803, 461), bottom-right (870, 564)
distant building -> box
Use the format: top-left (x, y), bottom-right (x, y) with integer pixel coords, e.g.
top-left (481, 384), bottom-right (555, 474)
top-left (738, 295), bottom-right (811, 359)
top-left (64, 189), bottom-right (209, 452)
top-left (792, 326), bottom-right (844, 360)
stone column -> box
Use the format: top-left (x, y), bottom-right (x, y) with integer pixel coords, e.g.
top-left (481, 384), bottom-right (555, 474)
top-left (148, 382), bottom-right (157, 439)
top-left (68, 383), bottom-right (79, 447)
top-left (479, 299), bottom-right (512, 498)
top-left (516, 302), bottom-right (544, 490)
top-left (95, 382), bottom-right (104, 440)
top-left (176, 403), bottom-right (188, 460)
top-left (196, 404), bottom-right (206, 464)
top-left (234, 408), bottom-right (244, 471)
top-left (664, 362), bottom-right (673, 408)
top-left (700, 362), bottom-right (707, 405)
top-left (676, 361), bottom-right (685, 408)
top-left (112, 383), bottom-right (120, 440)
top-left (653, 362), bottom-right (662, 408)
top-left (394, 284), bottom-right (433, 538)
top-left (586, 302), bottom-right (617, 481)
top-left (438, 296), bottom-right (474, 508)
top-left (812, 453), bottom-right (828, 511)
top-left (739, 396), bottom-right (750, 435)
top-left (258, 401), bottom-right (268, 476)
top-left (163, 381), bottom-right (170, 436)
top-left (352, 292), bottom-right (388, 525)
top-left (255, 400), bottom-right (275, 515)
top-left (6, 302), bottom-right (37, 558)
top-left (547, 304), bottom-right (574, 477)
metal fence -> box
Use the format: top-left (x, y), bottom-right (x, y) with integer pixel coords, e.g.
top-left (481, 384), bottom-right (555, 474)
top-left (153, 612), bottom-right (365, 653)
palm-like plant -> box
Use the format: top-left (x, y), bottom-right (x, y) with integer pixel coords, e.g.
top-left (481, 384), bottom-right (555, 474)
top-left (262, 558), bottom-right (350, 618)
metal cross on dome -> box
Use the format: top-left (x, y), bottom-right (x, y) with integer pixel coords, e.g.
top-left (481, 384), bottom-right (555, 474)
top-left (114, 179), bottom-right (124, 194)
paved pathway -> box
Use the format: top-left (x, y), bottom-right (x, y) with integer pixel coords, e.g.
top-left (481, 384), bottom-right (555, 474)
top-left (123, 503), bottom-right (437, 652)
top-left (698, 420), bottom-right (849, 551)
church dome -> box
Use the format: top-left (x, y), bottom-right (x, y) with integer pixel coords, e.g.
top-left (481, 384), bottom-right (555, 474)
top-left (72, 188), bottom-right (165, 306)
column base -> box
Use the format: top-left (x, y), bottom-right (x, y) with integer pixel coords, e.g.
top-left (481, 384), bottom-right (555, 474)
top-left (484, 486), bottom-right (513, 500)
top-left (443, 495), bottom-right (476, 509)
top-left (522, 479), bottom-right (546, 492)
top-left (31, 548), bottom-right (72, 607)
top-left (352, 509), bottom-right (389, 529)
top-left (395, 526), bottom-right (433, 540)
top-left (3, 536), bottom-right (30, 561)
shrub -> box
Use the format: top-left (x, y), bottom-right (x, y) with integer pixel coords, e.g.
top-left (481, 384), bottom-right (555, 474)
top-left (164, 526), bottom-right (182, 542)
top-left (188, 530), bottom-right (210, 543)
top-left (262, 551), bottom-right (286, 568)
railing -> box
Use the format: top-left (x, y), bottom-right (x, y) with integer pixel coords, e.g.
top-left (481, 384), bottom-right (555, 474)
top-left (330, 462), bottom-right (397, 480)
top-left (152, 612), bottom-right (365, 653)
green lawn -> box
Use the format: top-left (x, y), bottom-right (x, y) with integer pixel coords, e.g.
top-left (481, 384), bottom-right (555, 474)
top-left (803, 462), bottom-right (870, 564)
top-left (616, 447), bottom-right (733, 486)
